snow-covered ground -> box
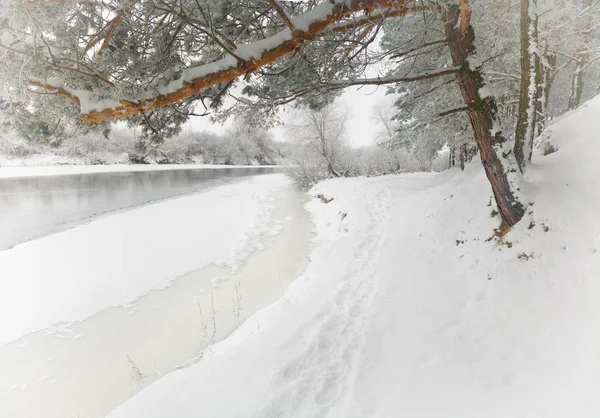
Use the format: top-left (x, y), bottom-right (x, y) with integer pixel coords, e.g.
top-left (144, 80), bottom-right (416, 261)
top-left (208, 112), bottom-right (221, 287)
top-left (0, 162), bottom-right (277, 179)
top-left (108, 97), bottom-right (600, 418)
top-left (0, 174), bottom-right (289, 348)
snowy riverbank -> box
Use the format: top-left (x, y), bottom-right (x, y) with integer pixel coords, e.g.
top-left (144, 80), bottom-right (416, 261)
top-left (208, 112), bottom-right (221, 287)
top-left (107, 97), bottom-right (600, 417)
top-left (0, 174), bottom-right (289, 348)
top-left (0, 180), bottom-right (313, 418)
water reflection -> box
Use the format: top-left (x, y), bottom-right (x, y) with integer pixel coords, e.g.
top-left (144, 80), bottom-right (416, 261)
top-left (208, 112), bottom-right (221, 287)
top-left (0, 167), bottom-right (277, 251)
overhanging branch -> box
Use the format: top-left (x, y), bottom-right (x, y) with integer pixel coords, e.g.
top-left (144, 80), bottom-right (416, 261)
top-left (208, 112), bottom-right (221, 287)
top-left (31, 0), bottom-right (419, 124)
top-left (0, 42), bottom-right (114, 86)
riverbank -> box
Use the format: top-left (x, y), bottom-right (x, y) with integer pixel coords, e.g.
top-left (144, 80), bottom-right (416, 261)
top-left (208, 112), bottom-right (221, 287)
top-left (0, 181), bottom-right (313, 418)
top-left (0, 126), bottom-right (285, 171)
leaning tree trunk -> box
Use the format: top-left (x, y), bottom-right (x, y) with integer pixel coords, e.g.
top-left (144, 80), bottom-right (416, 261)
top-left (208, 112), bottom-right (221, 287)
top-left (514, 0), bottom-right (541, 171)
top-left (443, 4), bottom-right (525, 227)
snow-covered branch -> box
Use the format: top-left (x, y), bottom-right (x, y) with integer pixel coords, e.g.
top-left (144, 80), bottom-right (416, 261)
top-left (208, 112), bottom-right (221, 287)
top-left (29, 0), bottom-right (416, 124)
top-left (326, 5), bottom-right (438, 35)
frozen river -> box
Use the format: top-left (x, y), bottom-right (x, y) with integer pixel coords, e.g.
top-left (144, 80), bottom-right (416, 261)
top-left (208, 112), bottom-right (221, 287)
top-left (0, 168), bottom-right (314, 418)
top-left (0, 166), bottom-right (276, 251)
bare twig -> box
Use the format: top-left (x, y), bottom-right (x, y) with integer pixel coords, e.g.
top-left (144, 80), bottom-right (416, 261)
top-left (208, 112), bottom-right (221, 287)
top-left (0, 43), bottom-right (114, 86)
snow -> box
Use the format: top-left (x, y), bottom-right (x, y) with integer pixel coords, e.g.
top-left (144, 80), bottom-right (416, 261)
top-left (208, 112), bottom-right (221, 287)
top-left (0, 153), bottom-right (91, 170)
top-left (478, 85), bottom-right (491, 98)
top-left (291, 0), bottom-right (337, 32)
top-left (0, 31), bottom-right (15, 45)
top-left (108, 95), bottom-right (600, 417)
top-left (46, 77), bottom-right (64, 89)
top-left (235, 28), bottom-right (292, 61)
top-left (75, 90), bottom-right (122, 114)
top-left (0, 163), bottom-right (278, 179)
top-left (0, 174), bottom-right (289, 347)
top-left (44, 79), bottom-right (123, 114)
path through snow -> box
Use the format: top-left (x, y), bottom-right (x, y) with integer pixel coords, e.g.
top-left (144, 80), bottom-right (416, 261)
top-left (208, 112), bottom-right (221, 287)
top-left (256, 185), bottom-right (390, 417)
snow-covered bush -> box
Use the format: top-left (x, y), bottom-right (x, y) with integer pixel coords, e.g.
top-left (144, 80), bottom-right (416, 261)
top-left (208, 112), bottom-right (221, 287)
top-left (285, 145), bottom-right (331, 190)
top-left (59, 129), bottom-right (134, 164)
top-left (180, 125), bottom-right (281, 166)
top-left (1, 120), bottom-right (285, 166)
top-left (0, 132), bottom-right (37, 157)
top-left (354, 147), bottom-right (414, 177)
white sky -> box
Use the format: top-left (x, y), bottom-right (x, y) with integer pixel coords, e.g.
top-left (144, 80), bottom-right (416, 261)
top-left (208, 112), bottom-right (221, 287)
top-left (339, 85), bottom-right (392, 147)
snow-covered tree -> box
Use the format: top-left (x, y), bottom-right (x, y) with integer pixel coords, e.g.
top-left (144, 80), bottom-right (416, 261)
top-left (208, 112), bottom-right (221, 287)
top-left (286, 105), bottom-right (353, 185)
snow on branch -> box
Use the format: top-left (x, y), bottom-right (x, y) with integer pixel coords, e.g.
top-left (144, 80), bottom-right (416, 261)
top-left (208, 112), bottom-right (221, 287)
top-left (485, 71), bottom-right (521, 81)
top-left (30, 0), bottom-right (417, 124)
top-left (326, 5), bottom-right (438, 35)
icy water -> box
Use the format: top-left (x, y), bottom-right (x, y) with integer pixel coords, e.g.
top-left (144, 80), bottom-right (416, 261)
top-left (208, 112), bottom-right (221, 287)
top-left (0, 186), bottom-right (313, 418)
top-left (0, 166), bottom-right (276, 251)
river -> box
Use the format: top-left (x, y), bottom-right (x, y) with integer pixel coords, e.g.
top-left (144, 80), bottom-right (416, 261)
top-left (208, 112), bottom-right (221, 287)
top-left (0, 166), bottom-right (276, 251)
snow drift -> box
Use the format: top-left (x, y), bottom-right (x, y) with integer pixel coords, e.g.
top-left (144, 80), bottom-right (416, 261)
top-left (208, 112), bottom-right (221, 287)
top-left (102, 95), bottom-right (600, 417)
